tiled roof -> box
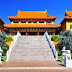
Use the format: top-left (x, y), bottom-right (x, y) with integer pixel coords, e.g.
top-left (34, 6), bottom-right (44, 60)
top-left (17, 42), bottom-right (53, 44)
top-left (8, 10), bottom-right (57, 19)
top-left (60, 10), bottom-right (72, 24)
top-left (4, 23), bottom-right (61, 28)
top-left (65, 11), bottom-right (72, 17)
top-left (64, 10), bottom-right (72, 19)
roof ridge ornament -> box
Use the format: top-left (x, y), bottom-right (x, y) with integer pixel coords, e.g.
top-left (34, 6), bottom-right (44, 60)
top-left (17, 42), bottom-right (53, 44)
top-left (65, 10), bottom-right (67, 12)
top-left (45, 10), bottom-right (47, 12)
top-left (18, 10), bottom-right (20, 12)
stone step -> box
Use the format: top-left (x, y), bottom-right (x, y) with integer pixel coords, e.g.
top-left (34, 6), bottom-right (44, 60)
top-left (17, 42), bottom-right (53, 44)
top-left (9, 36), bottom-right (55, 61)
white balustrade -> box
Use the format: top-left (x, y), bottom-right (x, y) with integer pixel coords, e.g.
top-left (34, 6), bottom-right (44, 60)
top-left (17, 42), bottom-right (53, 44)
top-left (44, 31), bottom-right (58, 60)
top-left (6, 31), bottom-right (21, 61)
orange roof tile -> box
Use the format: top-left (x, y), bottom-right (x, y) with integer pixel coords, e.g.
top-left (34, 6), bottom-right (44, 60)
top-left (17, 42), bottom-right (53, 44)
top-left (8, 10), bottom-right (57, 19)
top-left (65, 10), bottom-right (72, 16)
top-left (64, 10), bottom-right (72, 19)
top-left (4, 23), bottom-right (61, 28)
top-left (60, 10), bottom-right (72, 24)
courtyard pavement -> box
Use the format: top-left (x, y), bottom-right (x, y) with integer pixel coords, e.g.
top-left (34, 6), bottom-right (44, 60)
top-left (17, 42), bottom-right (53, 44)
top-left (0, 61), bottom-right (72, 72)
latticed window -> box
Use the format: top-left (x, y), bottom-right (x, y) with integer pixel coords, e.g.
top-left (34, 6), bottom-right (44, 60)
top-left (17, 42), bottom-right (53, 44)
top-left (14, 22), bottom-right (18, 23)
top-left (28, 22), bottom-right (31, 23)
top-left (39, 22), bottom-right (44, 23)
top-left (21, 22), bottom-right (26, 23)
top-left (33, 22), bottom-right (37, 23)
top-left (46, 21), bottom-right (51, 23)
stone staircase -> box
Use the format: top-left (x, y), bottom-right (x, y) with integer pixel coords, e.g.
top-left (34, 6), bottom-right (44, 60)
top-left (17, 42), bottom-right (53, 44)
top-left (9, 36), bottom-right (55, 61)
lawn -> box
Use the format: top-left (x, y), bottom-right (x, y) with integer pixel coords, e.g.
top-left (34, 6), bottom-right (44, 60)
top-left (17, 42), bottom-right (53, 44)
top-left (58, 56), bottom-right (63, 62)
top-left (1, 56), bottom-right (6, 62)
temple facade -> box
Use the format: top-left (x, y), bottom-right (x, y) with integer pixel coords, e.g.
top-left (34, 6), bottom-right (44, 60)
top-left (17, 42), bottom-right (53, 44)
top-left (61, 10), bottom-right (72, 31)
top-left (4, 10), bottom-right (61, 35)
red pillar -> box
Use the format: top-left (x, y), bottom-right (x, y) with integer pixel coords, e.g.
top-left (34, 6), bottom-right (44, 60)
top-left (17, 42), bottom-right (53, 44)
top-left (26, 32), bottom-right (28, 36)
top-left (10, 32), bottom-right (12, 36)
top-left (53, 32), bottom-right (55, 35)
top-left (37, 32), bottom-right (39, 36)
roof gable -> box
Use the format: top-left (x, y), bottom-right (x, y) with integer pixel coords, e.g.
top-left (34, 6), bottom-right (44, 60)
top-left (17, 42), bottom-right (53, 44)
top-left (65, 10), bottom-right (72, 17)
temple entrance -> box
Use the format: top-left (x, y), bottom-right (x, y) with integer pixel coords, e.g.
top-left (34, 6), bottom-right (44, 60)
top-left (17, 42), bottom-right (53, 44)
top-left (28, 32), bottom-right (37, 35)
top-left (39, 32), bottom-right (45, 35)
top-left (21, 32), bottom-right (45, 35)
top-left (21, 32), bottom-right (26, 35)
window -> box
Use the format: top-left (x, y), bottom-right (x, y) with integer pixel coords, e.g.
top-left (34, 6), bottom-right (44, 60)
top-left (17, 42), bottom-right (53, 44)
top-left (46, 21), bottom-right (51, 23)
top-left (28, 22), bottom-right (31, 23)
top-left (70, 25), bottom-right (72, 29)
top-left (21, 22), bottom-right (26, 23)
top-left (39, 22), bottom-right (44, 23)
top-left (33, 22), bottom-right (37, 23)
top-left (14, 22), bottom-right (18, 23)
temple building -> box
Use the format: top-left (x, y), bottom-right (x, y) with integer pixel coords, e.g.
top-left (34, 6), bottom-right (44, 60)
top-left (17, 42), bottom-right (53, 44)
top-left (4, 10), bottom-right (61, 35)
top-left (61, 10), bottom-right (72, 31)
top-left (0, 17), bottom-right (5, 31)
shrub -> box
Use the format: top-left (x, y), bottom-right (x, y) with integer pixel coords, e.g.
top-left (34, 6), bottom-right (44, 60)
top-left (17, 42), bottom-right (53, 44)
top-left (5, 36), bottom-right (13, 42)
top-left (55, 46), bottom-right (61, 56)
top-left (51, 35), bottom-right (61, 42)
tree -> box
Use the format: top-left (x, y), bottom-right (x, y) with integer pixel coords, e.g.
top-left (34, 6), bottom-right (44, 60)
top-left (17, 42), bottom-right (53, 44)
top-left (57, 30), bottom-right (72, 52)
top-left (0, 31), bottom-right (8, 55)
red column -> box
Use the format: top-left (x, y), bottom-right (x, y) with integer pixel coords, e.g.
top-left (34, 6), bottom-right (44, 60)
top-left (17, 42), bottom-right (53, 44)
top-left (37, 32), bottom-right (39, 36)
top-left (10, 32), bottom-right (12, 36)
top-left (53, 32), bottom-right (55, 35)
top-left (26, 32), bottom-right (28, 36)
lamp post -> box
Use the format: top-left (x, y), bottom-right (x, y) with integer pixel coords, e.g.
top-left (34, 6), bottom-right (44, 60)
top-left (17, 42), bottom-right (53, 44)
top-left (61, 47), bottom-right (66, 57)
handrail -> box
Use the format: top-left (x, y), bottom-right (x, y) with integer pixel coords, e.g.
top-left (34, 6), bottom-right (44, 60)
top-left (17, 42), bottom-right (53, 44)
top-left (6, 31), bottom-right (21, 61)
top-left (44, 31), bottom-right (58, 60)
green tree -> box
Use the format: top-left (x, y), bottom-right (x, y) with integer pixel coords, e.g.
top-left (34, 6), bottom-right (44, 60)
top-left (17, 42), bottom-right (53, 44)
top-left (57, 30), bottom-right (72, 52)
top-left (0, 31), bottom-right (8, 55)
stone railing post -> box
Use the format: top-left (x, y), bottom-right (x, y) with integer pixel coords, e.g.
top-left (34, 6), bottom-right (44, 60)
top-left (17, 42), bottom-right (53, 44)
top-left (0, 47), bottom-right (3, 64)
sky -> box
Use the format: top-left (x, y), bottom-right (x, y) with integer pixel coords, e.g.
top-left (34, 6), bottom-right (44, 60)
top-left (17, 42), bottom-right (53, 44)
top-left (0, 0), bottom-right (72, 24)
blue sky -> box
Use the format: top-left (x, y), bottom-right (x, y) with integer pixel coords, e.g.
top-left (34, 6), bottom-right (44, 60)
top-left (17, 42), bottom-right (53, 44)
top-left (0, 0), bottom-right (72, 24)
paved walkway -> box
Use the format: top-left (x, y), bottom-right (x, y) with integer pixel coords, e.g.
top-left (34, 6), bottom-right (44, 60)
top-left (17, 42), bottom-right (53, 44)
top-left (0, 69), bottom-right (72, 72)
top-left (0, 61), bottom-right (72, 72)
top-left (1, 61), bottom-right (63, 67)
top-left (0, 67), bottom-right (72, 72)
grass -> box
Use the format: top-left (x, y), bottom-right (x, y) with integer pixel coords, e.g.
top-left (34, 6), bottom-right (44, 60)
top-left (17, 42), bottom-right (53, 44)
top-left (71, 53), bottom-right (72, 59)
top-left (1, 56), bottom-right (6, 62)
top-left (58, 56), bottom-right (63, 62)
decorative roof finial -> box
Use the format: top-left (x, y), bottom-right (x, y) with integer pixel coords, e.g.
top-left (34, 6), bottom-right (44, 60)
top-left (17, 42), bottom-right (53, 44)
top-left (45, 10), bottom-right (47, 12)
top-left (18, 10), bottom-right (20, 12)
top-left (65, 10), bottom-right (67, 12)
